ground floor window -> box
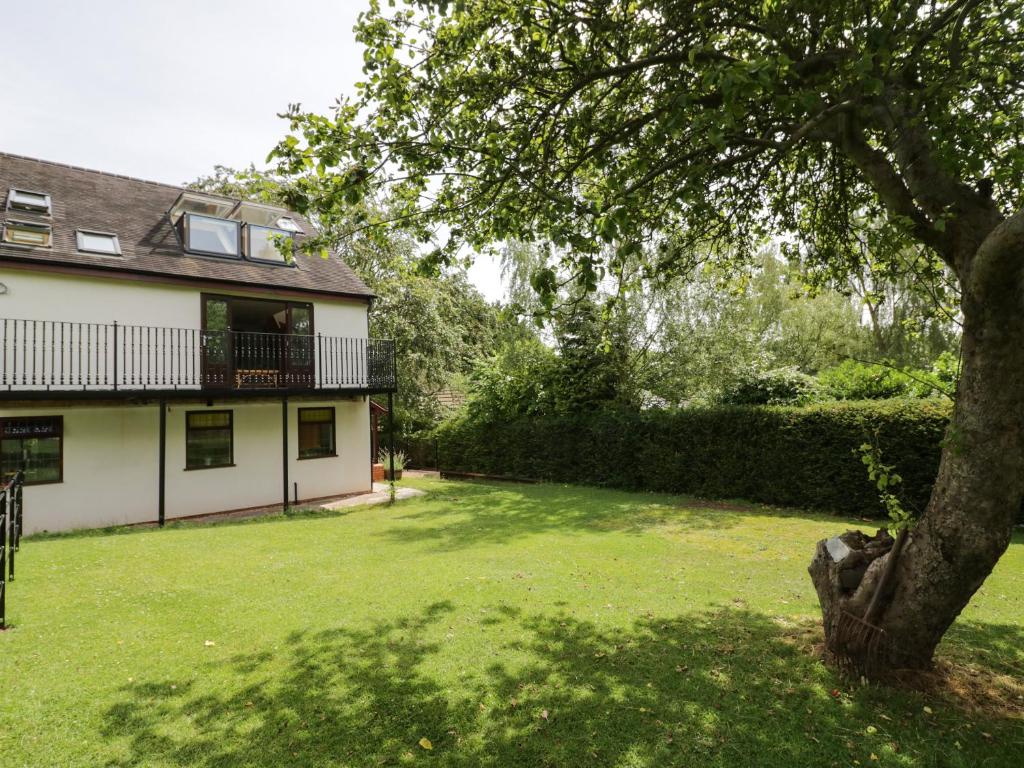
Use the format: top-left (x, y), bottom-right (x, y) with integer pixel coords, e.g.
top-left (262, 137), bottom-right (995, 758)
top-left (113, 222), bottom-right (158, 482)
top-left (0, 416), bottom-right (63, 484)
top-left (298, 407), bottom-right (335, 459)
top-left (186, 411), bottom-right (233, 469)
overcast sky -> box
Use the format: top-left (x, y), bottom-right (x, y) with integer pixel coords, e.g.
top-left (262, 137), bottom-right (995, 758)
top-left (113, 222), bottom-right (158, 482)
top-left (0, 0), bottom-right (504, 299)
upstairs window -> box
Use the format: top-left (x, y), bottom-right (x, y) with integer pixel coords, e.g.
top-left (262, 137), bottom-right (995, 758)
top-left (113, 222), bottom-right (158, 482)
top-left (76, 230), bottom-right (121, 255)
top-left (181, 213), bottom-right (240, 258)
top-left (2, 220), bottom-right (52, 248)
top-left (6, 188), bottom-right (51, 215)
top-left (245, 224), bottom-right (294, 265)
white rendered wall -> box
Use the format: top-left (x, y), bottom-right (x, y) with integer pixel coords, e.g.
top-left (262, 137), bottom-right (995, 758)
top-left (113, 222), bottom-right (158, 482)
top-left (0, 269), bottom-right (369, 337)
top-left (4, 397), bottom-right (372, 535)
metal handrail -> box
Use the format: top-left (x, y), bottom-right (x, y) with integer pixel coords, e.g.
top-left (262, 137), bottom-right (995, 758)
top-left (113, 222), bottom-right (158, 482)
top-left (0, 470), bottom-right (25, 630)
top-left (0, 318), bottom-right (396, 393)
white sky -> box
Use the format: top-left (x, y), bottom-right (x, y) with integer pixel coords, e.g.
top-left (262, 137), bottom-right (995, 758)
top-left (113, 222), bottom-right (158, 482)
top-left (0, 0), bottom-right (505, 300)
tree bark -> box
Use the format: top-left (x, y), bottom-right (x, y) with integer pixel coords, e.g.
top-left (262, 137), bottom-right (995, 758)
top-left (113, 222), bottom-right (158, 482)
top-left (809, 209), bottom-right (1024, 676)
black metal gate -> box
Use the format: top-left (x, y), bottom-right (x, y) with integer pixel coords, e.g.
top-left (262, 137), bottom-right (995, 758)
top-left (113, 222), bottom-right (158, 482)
top-left (0, 470), bottom-right (25, 630)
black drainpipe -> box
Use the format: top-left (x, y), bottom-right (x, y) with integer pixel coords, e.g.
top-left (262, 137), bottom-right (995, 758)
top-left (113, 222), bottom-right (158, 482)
top-left (158, 399), bottom-right (166, 527)
top-left (282, 397), bottom-right (289, 511)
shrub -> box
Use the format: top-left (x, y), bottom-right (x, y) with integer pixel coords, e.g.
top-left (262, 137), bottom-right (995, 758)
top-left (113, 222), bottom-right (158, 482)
top-left (717, 366), bottom-right (821, 406)
top-left (435, 399), bottom-right (953, 517)
top-left (817, 359), bottom-right (952, 401)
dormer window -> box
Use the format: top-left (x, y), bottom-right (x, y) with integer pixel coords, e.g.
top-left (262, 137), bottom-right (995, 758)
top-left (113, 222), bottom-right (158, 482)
top-left (180, 213), bottom-right (240, 258)
top-left (76, 230), bottom-right (121, 255)
top-left (7, 188), bottom-right (52, 215)
top-left (3, 220), bottom-right (52, 247)
top-left (245, 224), bottom-right (294, 265)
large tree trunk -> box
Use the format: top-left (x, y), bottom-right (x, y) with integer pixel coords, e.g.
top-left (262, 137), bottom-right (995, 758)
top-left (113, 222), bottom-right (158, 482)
top-left (810, 212), bottom-right (1024, 677)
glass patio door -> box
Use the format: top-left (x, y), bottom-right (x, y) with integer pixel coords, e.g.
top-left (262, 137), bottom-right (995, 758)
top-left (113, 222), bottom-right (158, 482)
top-left (284, 304), bottom-right (314, 387)
top-left (201, 296), bottom-right (231, 388)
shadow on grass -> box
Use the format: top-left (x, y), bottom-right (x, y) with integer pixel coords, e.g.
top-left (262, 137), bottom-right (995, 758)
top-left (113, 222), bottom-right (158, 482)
top-left (376, 479), bottom-right (870, 552)
top-left (101, 603), bottom-right (1023, 768)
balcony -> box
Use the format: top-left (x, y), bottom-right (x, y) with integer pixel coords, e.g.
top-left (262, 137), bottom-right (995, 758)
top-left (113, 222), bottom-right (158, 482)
top-left (0, 318), bottom-right (396, 399)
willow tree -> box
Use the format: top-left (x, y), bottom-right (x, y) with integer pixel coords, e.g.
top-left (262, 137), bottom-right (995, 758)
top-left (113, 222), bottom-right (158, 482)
top-left (270, 0), bottom-right (1024, 674)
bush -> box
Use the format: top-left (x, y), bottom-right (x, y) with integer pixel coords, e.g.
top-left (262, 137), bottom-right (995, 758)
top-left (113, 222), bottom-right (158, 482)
top-left (817, 359), bottom-right (953, 401)
top-left (718, 366), bottom-right (821, 405)
top-left (435, 399), bottom-right (953, 517)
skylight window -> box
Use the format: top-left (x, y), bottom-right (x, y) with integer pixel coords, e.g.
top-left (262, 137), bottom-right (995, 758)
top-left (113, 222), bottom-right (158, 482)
top-left (276, 216), bottom-right (302, 233)
top-left (181, 213), bottom-right (240, 258)
top-left (76, 230), bottom-right (121, 255)
top-left (2, 220), bottom-right (52, 248)
top-left (245, 224), bottom-right (294, 265)
top-left (7, 188), bottom-right (52, 215)
top-left (167, 191), bottom-right (235, 225)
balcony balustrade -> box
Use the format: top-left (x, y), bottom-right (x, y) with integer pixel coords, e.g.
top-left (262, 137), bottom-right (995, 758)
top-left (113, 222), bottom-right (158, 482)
top-left (0, 318), bottom-right (396, 397)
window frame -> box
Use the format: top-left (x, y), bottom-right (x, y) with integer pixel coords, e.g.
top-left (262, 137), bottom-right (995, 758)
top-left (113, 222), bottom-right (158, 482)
top-left (2, 219), bottom-right (53, 248)
top-left (275, 216), bottom-right (303, 234)
top-left (244, 223), bottom-right (296, 266)
top-left (0, 416), bottom-right (64, 486)
top-left (297, 407), bottom-right (336, 460)
top-left (6, 187), bottom-right (52, 215)
top-left (184, 410), bottom-right (235, 470)
top-left (75, 229), bottom-right (122, 256)
top-left (180, 212), bottom-right (242, 260)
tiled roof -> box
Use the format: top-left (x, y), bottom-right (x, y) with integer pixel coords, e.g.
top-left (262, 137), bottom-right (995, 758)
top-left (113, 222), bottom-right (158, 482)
top-left (0, 152), bottom-right (373, 299)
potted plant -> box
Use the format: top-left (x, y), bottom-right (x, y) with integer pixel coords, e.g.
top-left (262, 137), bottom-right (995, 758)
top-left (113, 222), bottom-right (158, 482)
top-left (378, 449), bottom-right (406, 481)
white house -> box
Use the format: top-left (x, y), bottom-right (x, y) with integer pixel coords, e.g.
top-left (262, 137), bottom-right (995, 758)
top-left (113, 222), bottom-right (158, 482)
top-left (0, 153), bottom-right (396, 534)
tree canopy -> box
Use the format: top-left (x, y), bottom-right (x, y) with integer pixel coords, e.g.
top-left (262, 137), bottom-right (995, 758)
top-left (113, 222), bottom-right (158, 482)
top-left (270, 0), bottom-right (1023, 299)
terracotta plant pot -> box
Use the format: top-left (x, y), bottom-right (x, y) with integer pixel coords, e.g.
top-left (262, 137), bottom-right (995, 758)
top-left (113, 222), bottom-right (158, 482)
top-left (372, 463), bottom-right (386, 482)
top-left (384, 469), bottom-right (403, 481)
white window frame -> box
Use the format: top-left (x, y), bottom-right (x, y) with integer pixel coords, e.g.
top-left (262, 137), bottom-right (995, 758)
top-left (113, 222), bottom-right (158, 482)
top-left (75, 229), bottom-right (122, 256)
top-left (6, 188), bottom-right (52, 215)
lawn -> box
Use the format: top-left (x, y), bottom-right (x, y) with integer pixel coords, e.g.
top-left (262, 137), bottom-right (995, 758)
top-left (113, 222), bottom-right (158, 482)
top-left (0, 478), bottom-right (1021, 767)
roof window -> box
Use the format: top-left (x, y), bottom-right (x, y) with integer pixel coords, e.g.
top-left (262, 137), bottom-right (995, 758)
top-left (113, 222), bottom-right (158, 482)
top-left (245, 224), bottom-right (295, 265)
top-left (2, 220), bottom-right (52, 248)
top-left (180, 213), bottom-right (240, 258)
top-left (76, 230), bottom-right (121, 255)
top-left (6, 188), bottom-right (52, 215)
top-left (168, 191), bottom-right (235, 225)
top-left (276, 216), bottom-right (302, 233)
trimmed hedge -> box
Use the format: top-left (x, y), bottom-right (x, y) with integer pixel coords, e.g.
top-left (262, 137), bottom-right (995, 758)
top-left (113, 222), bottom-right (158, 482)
top-left (435, 399), bottom-right (953, 516)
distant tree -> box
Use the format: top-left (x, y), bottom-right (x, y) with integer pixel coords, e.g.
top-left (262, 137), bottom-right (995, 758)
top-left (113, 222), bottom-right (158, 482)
top-left (269, 1), bottom-right (1024, 676)
top-left (189, 165), bottom-right (512, 435)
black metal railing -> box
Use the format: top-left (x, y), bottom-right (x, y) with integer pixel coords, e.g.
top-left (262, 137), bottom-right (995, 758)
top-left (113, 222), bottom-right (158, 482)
top-left (0, 470), bottom-right (25, 630)
top-left (0, 319), bottom-right (397, 394)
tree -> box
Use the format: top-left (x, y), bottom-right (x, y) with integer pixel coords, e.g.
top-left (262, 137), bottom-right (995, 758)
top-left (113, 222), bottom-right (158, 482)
top-left (189, 165), bottom-right (512, 436)
top-left (268, 1), bottom-right (1024, 676)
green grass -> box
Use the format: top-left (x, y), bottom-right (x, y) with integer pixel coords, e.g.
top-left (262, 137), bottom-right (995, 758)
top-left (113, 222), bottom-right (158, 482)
top-left (1, 478), bottom-right (1021, 767)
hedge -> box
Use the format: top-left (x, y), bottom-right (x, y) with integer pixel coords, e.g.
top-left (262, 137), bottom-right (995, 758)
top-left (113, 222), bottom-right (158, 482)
top-left (434, 399), bottom-right (954, 517)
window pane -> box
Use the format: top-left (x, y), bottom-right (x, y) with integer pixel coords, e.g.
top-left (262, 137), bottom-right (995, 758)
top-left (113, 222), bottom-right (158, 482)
top-left (186, 429), bottom-right (232, 468)
top-left (299, 408), bottom-right (332, 423)
top-left (248, 225), bottom-right (291, 263)
top-left (4, 223), bottom-right (51, 247)
top-left (298, 419), bottom-right (334, 458)
top-left (187, 214), bottom-right (239, 256)
top-left (2, 437), bottom-right (61, 483)
top-left (290, 306), bottom-right (311, 335)
top-left (78, 231), bottom-right (120, 254)
top-left (188, 411), bottom-right (231, 429)
top-left (9, 189), bottom-right (51, 213)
